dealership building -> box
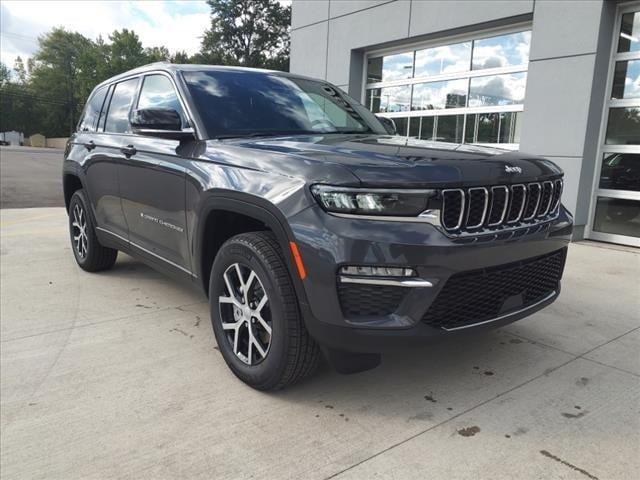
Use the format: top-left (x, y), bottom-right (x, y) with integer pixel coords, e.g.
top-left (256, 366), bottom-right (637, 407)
top-left (290, 0), bottom-right (639, 247)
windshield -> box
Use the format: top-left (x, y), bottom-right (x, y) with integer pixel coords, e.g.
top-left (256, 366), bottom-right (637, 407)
top-left (182, 70), bottom-right (388, 139)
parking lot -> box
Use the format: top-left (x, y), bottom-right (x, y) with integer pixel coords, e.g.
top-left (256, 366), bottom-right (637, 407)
top-left (1, 148), bottom-right (639, 479)
top-left (1, 207), bottom-right (638, 479)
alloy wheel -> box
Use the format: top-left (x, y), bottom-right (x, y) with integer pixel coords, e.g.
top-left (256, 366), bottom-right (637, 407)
top-left (72, 203), bottom-right (88, 259)
top-left (218, 263), bottom-right (272, 365)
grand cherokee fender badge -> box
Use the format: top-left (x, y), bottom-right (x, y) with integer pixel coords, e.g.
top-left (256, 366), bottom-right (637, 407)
top-left (140, 212), bottom-right (184, 233)
top-left (505, 165), bottom-right (523, 174)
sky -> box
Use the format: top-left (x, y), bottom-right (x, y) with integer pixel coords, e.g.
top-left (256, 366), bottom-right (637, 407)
top-left (0, 0), bottom-right (213, 68)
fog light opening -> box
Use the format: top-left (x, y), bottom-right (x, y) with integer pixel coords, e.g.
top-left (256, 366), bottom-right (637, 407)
top-left (339, 266), bottom-right (417, 277)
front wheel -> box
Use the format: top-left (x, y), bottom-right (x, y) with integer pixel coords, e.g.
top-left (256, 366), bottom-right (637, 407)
top-left (68, 189), bottom-right (118, 272)
top-left (209, 232), bottom-right (320, 390)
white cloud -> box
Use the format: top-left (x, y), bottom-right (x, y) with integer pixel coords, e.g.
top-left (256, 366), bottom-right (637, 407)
top-left (0, 0), bottom-right (211, 67)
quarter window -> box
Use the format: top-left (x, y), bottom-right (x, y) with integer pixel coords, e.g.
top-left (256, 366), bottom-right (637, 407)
top-left (104, 78), bottom-right (139, 134)
top-left (78, 86), bottom-right (108, 132)
top-left (365, 29), bottom-right (531, 147)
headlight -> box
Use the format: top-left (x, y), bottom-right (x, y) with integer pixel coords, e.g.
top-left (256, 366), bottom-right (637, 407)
top-left (311, 185), bottom-right (434, 216)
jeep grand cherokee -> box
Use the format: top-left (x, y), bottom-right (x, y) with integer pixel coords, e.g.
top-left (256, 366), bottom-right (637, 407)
top-left (63, 63), bottom-right (573, 390)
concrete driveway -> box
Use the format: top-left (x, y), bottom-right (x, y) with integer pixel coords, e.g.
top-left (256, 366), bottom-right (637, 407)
top-left (0, 146), bottom-right (65, 209)
top-left (1, 208), bottom-right (639, 480)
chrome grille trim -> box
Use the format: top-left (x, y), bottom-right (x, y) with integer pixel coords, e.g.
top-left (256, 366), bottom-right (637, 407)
top-left (506, 184), bottom-right (527, 224)
top-left (441, 189), bottom-right (465, 230)
top-left (550, 179), bottom-right (563, 214)
top-left (523, 182), bottom-right (542, 221)
top-left (466, 187), bottom-right (489, 229)
top-left (440, 179), bottom-right (563, 236)
top-left (488, 185), bottom-right (509, 226)
top-left (538, 181), bottom-right (554, 217)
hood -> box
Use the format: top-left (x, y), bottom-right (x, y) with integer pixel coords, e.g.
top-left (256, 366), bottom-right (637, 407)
top-left (223, 134), bottom-right (563, 188)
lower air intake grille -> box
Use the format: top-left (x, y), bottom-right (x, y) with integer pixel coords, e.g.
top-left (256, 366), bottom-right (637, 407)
top-left (422, 248), bottom-right (566, 330)
top-left (338, 283), bottom-right (407, 317)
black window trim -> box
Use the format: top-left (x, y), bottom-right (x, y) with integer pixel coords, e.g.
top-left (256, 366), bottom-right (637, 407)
top-left (88, 69), bottom-right (202, 140)
top-left (76, 84), bottom-right (110, 133)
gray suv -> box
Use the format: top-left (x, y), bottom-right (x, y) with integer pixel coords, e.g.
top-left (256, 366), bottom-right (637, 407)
top-left (63, 63), bottom-right (573, 390)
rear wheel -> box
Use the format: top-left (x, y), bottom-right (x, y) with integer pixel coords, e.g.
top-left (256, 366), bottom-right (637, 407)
top-left (209, 232), bottom-right (320, 390)
top-left (68, 189), bottom-right (118, 272)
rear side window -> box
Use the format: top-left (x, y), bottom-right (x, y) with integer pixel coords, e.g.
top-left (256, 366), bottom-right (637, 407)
top-left (78, 86), bottom-right (108, 132)
top-left (137, 75), bottom-right (186, 126)
top-left (104, 78), bottom-right (139, 133)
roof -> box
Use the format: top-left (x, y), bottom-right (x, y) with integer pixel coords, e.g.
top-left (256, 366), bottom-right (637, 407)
top-left (94, 62), bottom-right (320, 90)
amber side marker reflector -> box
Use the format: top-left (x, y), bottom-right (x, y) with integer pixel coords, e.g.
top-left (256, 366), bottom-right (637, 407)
top-left (289, 241), bottom-right (307, 280)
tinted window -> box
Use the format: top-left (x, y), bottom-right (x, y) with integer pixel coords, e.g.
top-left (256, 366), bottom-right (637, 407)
top-left (411, 79), bottom-right (467, 110)
top-left (414, 42), bottom-right (471, 78)
top-left (472, 31), bottom-right (531, 70)
top-left (78, 86), bottom-right (108, 132)
top-left (137, 75), bottom-right (186, 125)
top-left (611, 60), bottom-right (640, 100)
top-left (605, 107), bottom-right (640, 145)
top-left (468, 73), bottom-right (527, 107)
top-left (104, 78), bottom-right (139, 134)
top-left (183, 71), bottom-right (386, 138)
top-left (618, 11), bottom-right (640, 53)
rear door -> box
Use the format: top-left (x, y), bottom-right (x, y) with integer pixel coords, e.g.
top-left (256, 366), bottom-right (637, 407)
top-left (80, 82), bottom-right (130, 240)
top-left (117, 73), bottom-right (193, 274)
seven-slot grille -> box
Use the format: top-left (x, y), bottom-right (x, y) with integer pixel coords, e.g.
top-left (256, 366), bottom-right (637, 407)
top-left (441, 179), bottom-right (563, 234)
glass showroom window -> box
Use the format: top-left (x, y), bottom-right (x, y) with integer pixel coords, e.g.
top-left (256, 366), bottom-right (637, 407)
top-left (365, 29), bottom-right (531, 147)
top-left (589, 7), bottom-right (640, 247)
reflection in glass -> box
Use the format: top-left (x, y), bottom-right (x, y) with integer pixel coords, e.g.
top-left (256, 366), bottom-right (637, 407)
top-left (414, 42), bottom-right (471, 77)
top-left (367, 57), bottom-right (383, 83)
top-left (419, 117), bottom-right (435, 140)
top-left (469, 73), bottom-right (526, 106)
top-left (499, 112), bottom-right (523, 143)
top-left (408, 117), bottom-right (420, 138)
top-left (393, 117), bottom-right (409, 136)
top-left (365, 88), bottom-right (381, 112)
top-left (618, 11), bottom-right (640, 53)
top-left (435, 115), bottom-right (464, 143)
top-left (464, 112), bottom-right (522, 144)
top-left (472, 31), bottom-right (531, 70)
top-left (593, 197), bottom-right (640, 238)
top-left (599, 153), bottom-right (640, 192)
top-left (381, 52), bottom-right (414, 81)
top-left (612, 60), bottom-right (640, 100)
top-left (378, 85), bottom-right (412, 113)
top-left (411, 79), bottom-right (467, 110)
top-left (605, 107), bottom-right (640, 145)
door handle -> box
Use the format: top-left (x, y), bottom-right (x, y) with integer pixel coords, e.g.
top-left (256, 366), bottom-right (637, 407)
top-left (84, 141), bottom-right (96, 151)
top-left (121, 145), bottom-right (137, 157)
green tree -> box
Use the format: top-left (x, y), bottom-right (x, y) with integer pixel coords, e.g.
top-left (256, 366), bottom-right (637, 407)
top-left (13, 56), bottom-right (27, 84)
top-left (0, 62), bottom-right (11, 86)
top-left (145, 46), bottom-right (171, 62)
top-left (28, 28), bottom-right (96, 135)
top-left (107, 29), bottom-right (148, 75)
top-left (200, 0), bottom-right (291, 71)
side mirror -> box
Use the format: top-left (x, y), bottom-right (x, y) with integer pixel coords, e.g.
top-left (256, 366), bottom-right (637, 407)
top-left (131, 108), bottom-right (195, 140)
top-left (376, 115), bottom-right (397, 135)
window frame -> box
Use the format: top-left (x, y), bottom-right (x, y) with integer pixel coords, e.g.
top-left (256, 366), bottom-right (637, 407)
top-left (102, 76), bottom-right (142, 135)
top-left (91, 70), bottom-right (200, 139)
top-left (76, 84), bottom-right (109, 133)
top-left (135, 73), bottom-right (189, 129)
top-left (585, 1), bottom-right (640, 247)
top-left (362, 22), bottom-right (532, 149)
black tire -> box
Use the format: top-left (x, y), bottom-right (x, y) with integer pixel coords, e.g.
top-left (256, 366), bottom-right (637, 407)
top-left (68, 189), bottom-right (118, 272)
top-left (209, 232), bottom-right (320, 390)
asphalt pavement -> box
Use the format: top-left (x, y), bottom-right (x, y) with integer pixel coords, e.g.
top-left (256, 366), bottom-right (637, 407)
top-left (1, 207), bottom-right (638, 480)
top-left (0, 146), bottom-right (65, 209)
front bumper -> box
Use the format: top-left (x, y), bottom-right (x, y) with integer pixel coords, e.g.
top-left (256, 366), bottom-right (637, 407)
top-left (289, 204), bottom-right (573, 353)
